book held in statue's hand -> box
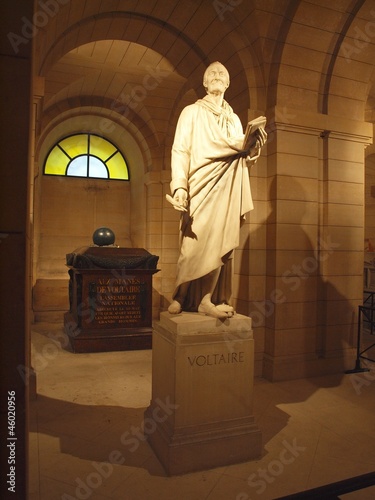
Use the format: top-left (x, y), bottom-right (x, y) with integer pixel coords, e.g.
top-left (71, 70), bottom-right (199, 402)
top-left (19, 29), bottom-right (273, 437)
top-left (242, 115), bottom-right (267, 151)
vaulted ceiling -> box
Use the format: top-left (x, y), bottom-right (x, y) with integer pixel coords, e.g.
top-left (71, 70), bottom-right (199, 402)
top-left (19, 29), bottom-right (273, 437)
top-left (34, 0), bottom-right (375, 168)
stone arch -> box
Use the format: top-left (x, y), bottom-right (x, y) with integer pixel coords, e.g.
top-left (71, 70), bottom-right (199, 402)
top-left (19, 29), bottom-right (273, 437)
top-left (35, 6), bottom-right (265, 127)
top-left (35, 14), bottom-right (209, 177)
top-left (269, 0), bottom-right (374, 116)
top-left (325, 0), bottom-right (375, 120)
top-left (35, 97), bottom-right (158, 175)
top-left (318, 0), bottom-right (366, 114)
top-left (37, 12), bottom-right (208, 79)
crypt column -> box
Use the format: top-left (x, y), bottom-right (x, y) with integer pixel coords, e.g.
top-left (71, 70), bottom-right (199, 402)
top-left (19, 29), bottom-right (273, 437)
top-left (144, 172), bottom-right (163, 319)
top-left (262, 108), bottom-right (371, 381)
top-left (317, 127), bottom-right (371, 365)
top-left (144, 169), bottom-right (181, 316)
top-left (0, 0), bottom-right (34, 498)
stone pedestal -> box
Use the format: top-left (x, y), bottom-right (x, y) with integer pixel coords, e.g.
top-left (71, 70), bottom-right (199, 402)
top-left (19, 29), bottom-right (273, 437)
top-left (144, 311), bottom-right (262, 475)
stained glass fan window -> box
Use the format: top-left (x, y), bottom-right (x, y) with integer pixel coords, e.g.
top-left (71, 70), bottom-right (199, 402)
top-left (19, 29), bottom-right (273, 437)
top-left (43, 133), bottom-right (129, 180)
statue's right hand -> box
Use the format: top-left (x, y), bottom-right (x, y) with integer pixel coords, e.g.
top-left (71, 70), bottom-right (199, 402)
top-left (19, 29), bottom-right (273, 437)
top-left (173, 188), bottom-right (188, 211)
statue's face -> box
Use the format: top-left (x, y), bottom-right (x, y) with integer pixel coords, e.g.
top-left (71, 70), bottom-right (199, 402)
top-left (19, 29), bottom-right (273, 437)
top-left (203, 62), bottom-right (229, 94)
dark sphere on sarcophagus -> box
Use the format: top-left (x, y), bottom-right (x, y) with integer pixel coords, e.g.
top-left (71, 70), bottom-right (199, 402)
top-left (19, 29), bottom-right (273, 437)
top-left (92, 227), bottom-right (115, 246)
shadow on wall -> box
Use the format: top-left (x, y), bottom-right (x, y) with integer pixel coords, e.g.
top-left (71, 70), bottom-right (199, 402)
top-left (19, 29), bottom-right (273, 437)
top-left (236, 176), bottom-right (356, 379)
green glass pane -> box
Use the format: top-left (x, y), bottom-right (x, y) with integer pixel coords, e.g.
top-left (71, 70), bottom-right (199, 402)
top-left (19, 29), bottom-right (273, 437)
top-left (106, 152), bottom-right (129, 180)
top-left (44, 146), bottom-right (69, 175)
top-left (59, 135), bottom-right (88, 158)
top-left (90, 135), bottom-right (116, 160)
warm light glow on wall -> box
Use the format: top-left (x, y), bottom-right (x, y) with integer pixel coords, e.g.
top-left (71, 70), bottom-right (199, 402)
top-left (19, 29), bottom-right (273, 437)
top-left (43, 133), bottom-right (129, 180)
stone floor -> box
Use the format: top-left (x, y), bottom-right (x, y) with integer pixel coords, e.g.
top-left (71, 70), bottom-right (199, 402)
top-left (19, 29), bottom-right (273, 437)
top-left (29, 322), bottom-right (375, 499)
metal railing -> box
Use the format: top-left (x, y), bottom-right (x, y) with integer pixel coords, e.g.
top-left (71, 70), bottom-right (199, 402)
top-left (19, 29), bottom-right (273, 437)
top-left (345, 290), bottom-right (375, 374)
top-left (275, 470), bottom-right (375, 499)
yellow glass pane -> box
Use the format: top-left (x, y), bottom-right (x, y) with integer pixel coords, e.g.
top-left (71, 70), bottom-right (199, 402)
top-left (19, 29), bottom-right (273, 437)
top-left (44, 134), bottom-right (129, 179)
top-left (90, 135), bottom-right (116, 160)
top-left (106, 152), bottom-right (129, 180)
top-left (59, 135), bottom-right (88, 158)
top-left (44, 146), bottom-right (69, 175)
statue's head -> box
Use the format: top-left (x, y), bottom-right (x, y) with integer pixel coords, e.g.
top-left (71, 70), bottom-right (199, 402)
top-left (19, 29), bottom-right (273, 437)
top-left (203, 61), bottom-right (230, 94)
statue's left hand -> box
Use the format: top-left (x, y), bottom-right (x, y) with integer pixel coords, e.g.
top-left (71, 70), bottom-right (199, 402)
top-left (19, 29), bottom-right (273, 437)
top-left (247, 127), bottom-right (267, 161)
top-left (256, 127), bottom-right (267, 147)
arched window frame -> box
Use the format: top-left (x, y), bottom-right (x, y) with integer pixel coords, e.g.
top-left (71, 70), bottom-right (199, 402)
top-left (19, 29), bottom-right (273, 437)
top-left (43, 133), bottom-right (130, 181)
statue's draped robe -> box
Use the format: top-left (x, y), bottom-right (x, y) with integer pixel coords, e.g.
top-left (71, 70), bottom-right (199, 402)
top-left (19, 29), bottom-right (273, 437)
top-left (170, 96), bottom-right (254, 311)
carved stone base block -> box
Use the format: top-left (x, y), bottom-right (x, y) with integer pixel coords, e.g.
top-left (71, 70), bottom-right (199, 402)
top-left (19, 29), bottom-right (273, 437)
top-left (144, 311), bottom-right (262, 475)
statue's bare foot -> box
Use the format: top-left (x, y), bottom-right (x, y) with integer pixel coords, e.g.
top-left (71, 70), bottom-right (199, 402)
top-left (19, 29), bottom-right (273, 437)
top-left (216, 303), bottom-right (235, 314)
top-left (216, 303), bottom-right (235, 318)
top-left (198, 302), bottom-right (229, 319)
top-left (168, 300), bottom-right (182, 314)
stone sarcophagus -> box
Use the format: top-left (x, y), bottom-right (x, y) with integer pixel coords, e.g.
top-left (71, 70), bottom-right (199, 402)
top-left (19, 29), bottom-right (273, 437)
top-left (64, 246), bottom-right (159, 353)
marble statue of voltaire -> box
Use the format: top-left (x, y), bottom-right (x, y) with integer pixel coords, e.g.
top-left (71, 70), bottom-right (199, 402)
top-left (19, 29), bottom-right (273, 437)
top-left (167, 61), bottom-right (267, 319)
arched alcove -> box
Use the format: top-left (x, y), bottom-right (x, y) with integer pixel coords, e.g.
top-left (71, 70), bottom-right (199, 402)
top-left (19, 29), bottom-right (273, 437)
top-left (32, 114), bottom-right (145, 322)
top-left (28, 0), bottom-right (373, 379)
top-left (31, 2), bottom-right (265, 326)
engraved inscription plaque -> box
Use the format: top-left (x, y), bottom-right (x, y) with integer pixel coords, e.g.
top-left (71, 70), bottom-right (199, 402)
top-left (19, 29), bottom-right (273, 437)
top-left (70, 270), bottom-right (156, 331)
top-left (86, 276), bottom-right (148, 329)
